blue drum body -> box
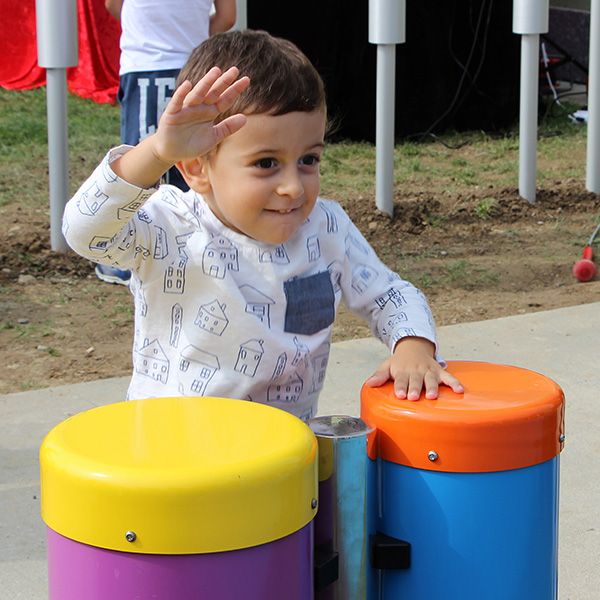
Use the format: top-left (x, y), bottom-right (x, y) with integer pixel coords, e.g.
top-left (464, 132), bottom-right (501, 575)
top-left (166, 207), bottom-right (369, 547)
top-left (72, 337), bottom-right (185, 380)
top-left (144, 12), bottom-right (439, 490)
top-left (361, 361), bottom-right (565, 600)
top-left (367, 457), bottom-right (559, 599)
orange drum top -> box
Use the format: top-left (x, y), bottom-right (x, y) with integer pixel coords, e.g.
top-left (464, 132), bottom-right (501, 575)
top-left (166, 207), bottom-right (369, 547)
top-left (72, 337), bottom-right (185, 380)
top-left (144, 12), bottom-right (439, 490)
top-left (360, 361), bottom-right (565, 473)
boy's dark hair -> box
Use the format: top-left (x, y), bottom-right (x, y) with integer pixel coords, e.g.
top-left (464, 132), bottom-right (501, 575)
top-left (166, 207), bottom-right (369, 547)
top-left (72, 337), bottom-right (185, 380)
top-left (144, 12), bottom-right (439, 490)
top-left (177, 29), bottom-right (326, 122)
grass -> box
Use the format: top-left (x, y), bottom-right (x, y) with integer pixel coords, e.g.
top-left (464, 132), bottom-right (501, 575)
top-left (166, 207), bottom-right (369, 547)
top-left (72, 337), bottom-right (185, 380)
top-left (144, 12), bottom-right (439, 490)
top-left (324, 106), bottom-right (586, 202)
top-left (474, 197), bottom-right (498, 220)
top-left (0, 87), bottom-right (119, 209)
top-left (442, 259), bottom-right (500, 289)
top-left (401, 258), bottom-right (501, 291)
top-left (0, 87), bottom-right (589, 212)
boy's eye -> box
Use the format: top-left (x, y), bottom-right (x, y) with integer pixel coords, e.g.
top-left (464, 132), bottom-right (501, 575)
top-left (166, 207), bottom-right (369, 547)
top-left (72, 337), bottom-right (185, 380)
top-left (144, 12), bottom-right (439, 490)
top-left (300, 154), bottom-right (321, 166)
top-left (256, 158), bottom-right (276, 169)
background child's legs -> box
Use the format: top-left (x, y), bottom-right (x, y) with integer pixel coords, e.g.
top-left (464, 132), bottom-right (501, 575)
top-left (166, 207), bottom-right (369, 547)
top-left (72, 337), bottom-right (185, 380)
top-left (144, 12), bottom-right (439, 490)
top-left (119, 69), bottom-right (189, 191)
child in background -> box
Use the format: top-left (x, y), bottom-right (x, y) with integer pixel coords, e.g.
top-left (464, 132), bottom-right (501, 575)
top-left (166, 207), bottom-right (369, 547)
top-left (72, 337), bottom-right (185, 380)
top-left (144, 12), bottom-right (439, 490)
top-left (98, 0), bottom-right (237, 285)
top-left (63, 29), bottom-right (463, 421)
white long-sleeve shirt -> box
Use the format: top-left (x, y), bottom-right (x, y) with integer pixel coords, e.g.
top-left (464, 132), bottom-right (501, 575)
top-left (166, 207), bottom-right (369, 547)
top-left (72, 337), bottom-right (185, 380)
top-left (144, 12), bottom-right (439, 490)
top-left (63, 147), bottom-right (439, 420)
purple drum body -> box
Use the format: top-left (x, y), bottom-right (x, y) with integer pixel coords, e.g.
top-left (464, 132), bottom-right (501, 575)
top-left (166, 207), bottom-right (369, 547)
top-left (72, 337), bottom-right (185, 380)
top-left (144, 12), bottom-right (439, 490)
top-left (40, 397), bottom-right (319, 600)
top-left (48, 524), bottom-right (313, 600)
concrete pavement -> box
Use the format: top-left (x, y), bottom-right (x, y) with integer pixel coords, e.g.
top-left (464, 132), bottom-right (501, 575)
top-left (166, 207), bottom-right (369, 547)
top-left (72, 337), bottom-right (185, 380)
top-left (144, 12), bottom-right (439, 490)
top-left (1, 302), bottom-right (599, 599)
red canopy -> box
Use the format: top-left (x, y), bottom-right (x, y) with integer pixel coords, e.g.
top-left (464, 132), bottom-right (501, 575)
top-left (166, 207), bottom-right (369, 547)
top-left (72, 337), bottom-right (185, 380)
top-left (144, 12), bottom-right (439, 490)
top-left (0, 0), bottom-right (120, 104)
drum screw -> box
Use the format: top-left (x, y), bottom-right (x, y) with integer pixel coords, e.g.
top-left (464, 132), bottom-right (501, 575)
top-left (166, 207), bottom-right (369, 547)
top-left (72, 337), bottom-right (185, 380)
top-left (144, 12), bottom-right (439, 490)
top-left (125, 531), bottom-right (137, 543)
top-left (559, 434), bottom-right (565, 443)
top-left (428, 450), bottom-right (439, 462)
top-left (311, 498), bottom-right (318, 509)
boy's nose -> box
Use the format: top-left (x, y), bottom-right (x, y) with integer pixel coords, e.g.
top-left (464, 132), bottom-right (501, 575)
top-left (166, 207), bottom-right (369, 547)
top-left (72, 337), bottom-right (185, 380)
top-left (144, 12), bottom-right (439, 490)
top-left (276, 168), bottom-right (303, 199)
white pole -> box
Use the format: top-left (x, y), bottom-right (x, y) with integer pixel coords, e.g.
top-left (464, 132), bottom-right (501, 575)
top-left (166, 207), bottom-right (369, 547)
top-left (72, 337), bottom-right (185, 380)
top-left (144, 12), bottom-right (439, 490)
top-left (234, 0), bottom-right (247, 30)
top-left (45, 70), bottom-right (71, 252)
top-left (519, 34), bottom-right (541, 203)
top-left (375, 44), bottom-right (396, 217)
top-left (513, 0), bottom-right (549, 204)
top-left (36, 0), bottom-right (78, 252)
top-left (587, 0), bottom-right (600, 193)
top-left (369, 0), bottom-right (405, 217)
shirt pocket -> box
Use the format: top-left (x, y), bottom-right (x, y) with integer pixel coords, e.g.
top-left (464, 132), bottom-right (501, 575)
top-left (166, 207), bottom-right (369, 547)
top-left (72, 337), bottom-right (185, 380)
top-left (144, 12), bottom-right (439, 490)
top-left (283, 271), bottom-right (335, 335)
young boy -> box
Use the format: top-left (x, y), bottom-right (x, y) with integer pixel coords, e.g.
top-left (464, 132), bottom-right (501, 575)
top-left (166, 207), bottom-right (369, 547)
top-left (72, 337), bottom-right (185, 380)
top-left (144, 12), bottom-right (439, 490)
top-left (63, 29), bottom-right (463, 421)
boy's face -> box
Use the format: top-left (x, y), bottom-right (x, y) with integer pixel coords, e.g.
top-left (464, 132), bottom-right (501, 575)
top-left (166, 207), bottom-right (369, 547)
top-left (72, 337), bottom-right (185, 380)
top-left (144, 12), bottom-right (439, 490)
top-left (197, 110), bottom-right (326, 245)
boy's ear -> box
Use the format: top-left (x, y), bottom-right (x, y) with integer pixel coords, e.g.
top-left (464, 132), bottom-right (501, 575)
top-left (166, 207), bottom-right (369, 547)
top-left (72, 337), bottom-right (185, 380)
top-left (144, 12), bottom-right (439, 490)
top-left (176, 157), bottom-right (211, 193)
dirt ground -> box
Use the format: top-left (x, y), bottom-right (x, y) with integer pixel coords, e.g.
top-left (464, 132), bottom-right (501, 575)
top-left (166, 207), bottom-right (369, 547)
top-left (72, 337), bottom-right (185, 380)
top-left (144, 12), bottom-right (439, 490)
top-left (1, 175), bottom-right (600, 395)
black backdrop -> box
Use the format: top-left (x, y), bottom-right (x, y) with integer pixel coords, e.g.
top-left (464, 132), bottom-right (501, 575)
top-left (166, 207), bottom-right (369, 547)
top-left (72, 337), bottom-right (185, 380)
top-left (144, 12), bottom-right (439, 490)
top-left (248, 0), bottom-right (521, 142)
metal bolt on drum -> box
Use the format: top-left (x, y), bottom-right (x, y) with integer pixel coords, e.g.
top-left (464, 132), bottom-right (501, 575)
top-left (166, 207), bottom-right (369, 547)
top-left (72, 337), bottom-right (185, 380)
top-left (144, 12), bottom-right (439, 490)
top-left (428, 450), bottom-right (439, 462)
top-left (125, 531), bottom-right (136, 543)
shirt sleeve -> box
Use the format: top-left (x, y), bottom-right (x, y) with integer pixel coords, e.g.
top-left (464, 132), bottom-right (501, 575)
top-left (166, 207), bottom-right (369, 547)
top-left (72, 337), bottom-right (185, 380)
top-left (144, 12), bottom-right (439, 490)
top-left (337, 215), bottom-right (442, 361)
top-left (62, 146), bottom-right (158, 270)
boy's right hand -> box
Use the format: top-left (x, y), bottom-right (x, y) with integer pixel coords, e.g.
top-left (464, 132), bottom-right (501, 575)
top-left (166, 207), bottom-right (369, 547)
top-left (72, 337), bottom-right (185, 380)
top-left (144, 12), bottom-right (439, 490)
top-left (111, 66), bottom-right (250, 189)
top-left (153, 66), bottom-right (250, 165)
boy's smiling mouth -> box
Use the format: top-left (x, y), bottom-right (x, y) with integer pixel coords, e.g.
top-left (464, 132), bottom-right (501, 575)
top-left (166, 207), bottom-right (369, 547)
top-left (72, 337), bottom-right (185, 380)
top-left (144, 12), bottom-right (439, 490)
top-left (265, 207), bottom-right (299, 214)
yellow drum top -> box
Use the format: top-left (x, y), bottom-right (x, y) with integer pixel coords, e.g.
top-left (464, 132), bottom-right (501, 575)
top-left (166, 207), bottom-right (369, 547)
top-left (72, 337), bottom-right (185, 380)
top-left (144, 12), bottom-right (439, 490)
top-left (40, 396), bottom-right (318, 554)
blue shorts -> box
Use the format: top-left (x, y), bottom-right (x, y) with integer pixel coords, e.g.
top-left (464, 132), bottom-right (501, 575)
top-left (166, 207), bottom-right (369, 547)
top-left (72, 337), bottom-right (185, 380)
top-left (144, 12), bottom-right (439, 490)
top-left (119, 70), bottom-right (189, 191)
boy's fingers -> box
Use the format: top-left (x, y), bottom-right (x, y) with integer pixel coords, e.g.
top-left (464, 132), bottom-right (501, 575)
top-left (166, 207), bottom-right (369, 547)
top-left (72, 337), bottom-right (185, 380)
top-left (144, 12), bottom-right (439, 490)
top-left (214, 76), bottom-right (251, 112)
top-left (396, 369), bottom-right (440, 401)
top-left (364, 371), bottom-right (389, 388)
top-left (364, 359), bottom-right (391, 388)
top-left (164, 80), bottom-right (192, 115)
top-left (406, 373), bottom-right (425, 401)
top-left (393, 372), bottom-right (410, 399)
top-left (368, 361), bottom-right (462, 402)
top-left (424, 371), bottom-right (440, 399)
top-left (180, 73), bottom-right (249, 123)
top-left (440, 371), bottom-right (464, 394)
top-left (213, 114), bottom-right (247, 143)
top-left (183, 66), bottom-right (224, 107)
top-left (202, 66), bottom-right (243, 105)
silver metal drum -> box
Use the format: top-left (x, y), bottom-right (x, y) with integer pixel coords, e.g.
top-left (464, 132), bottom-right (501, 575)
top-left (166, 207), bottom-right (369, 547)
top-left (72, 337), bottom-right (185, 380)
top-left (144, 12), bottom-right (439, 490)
top-left (309, 415), bottom-right (373, 600)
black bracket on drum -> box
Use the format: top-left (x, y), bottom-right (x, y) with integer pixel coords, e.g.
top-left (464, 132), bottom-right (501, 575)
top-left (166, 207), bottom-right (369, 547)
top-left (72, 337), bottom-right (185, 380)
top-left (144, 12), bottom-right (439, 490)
top-left (314, 546), bottom-right (339, 592)
top-left (370, 532), bottom-right (411, 570)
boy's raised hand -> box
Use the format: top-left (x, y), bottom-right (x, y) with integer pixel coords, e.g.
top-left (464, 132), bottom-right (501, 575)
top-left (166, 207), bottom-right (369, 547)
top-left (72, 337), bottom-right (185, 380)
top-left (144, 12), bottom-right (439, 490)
top-left (111, 66), bottom-right (249, 189)
top-left (364, 337), bottom-right (464, 401)
top-left (154, 66), bottom-right (250, 164)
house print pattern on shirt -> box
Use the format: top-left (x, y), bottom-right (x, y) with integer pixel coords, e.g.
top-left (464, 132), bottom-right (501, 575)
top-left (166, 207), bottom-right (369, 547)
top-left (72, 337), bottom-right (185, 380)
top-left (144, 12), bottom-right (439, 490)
top-left (62, 147), bottom-right (440, 420)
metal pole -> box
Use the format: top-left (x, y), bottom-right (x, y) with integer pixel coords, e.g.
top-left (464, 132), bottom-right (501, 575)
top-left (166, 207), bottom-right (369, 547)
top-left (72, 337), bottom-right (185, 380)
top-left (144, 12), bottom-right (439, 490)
top-left (587, 0), bottom-right (600, 193)
top-left (36, 0), bottom-right (78, 252)
top-left (375, 45), bottom-right (396, 216)
top-left (519, 34), bottom-right (541, 203)
top-left (309, 416), bottom-right (372, 600)
top-left (45, 69), bottom-right (70, 252)
top-left (369, 0), bottom-right (405, 217)
top-left (513, 0), bottom-right (549, 204)
top-left (234, 0), bottom-right (247, 30)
